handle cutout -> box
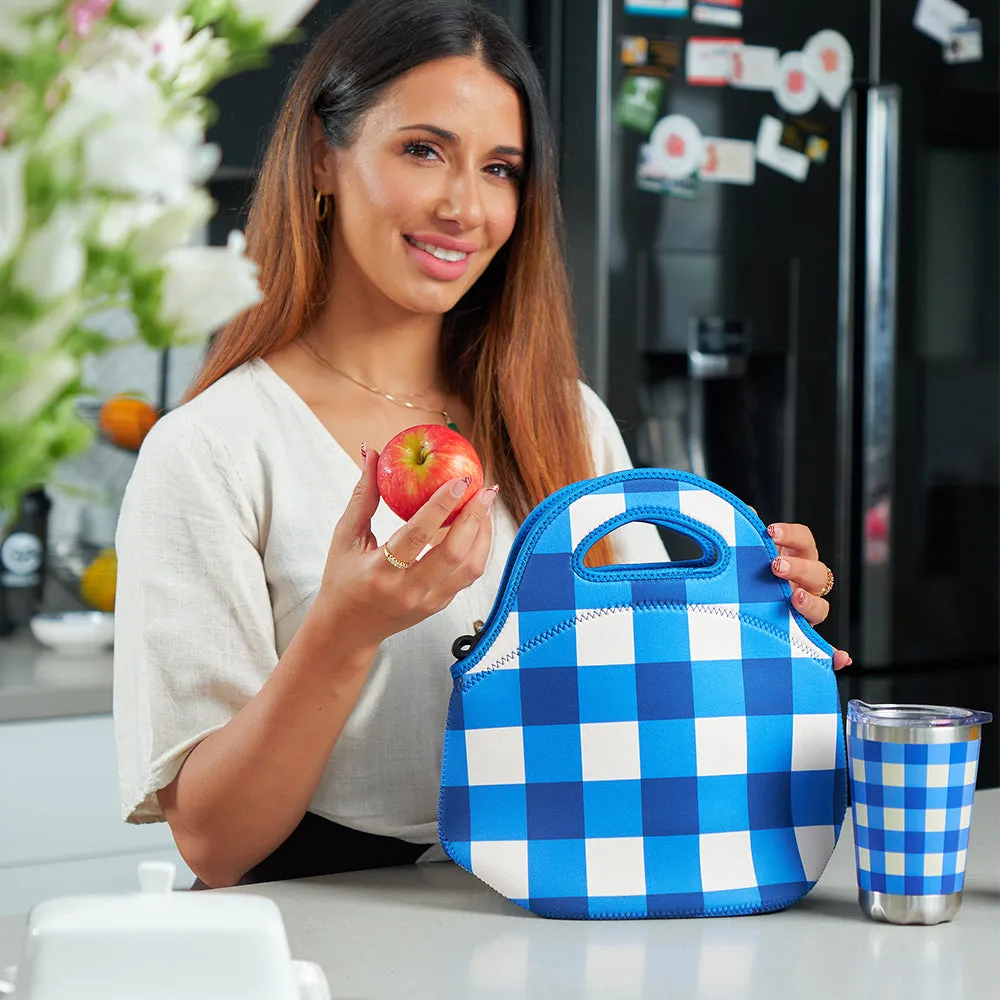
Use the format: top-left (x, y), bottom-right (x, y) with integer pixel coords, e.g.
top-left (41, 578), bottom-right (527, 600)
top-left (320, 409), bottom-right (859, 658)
top-left (574, 510), bottom-right (729, 581)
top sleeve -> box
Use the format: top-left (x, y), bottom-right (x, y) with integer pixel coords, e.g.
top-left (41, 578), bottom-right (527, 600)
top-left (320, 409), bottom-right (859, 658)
top-left (112, 410), bottom-right (278, 823)
top-left (579, 381), bottom-right (670, 564)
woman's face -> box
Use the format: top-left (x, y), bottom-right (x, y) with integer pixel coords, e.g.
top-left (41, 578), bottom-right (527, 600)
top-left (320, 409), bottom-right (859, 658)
top-left (314, 56), bottom-right (525, 318)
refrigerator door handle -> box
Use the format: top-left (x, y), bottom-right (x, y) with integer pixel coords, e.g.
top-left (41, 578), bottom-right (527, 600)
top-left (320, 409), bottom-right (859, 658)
top-left (593, 0), bottom-right (614, 400)
top-left (834, 90), bottom-right (858, 655)
top-left (860, 84), bottom-right (902, 666)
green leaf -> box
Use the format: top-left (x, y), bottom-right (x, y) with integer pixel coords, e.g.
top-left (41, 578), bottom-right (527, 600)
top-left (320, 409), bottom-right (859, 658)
top-left (62, 325), bottom-right (117, 358)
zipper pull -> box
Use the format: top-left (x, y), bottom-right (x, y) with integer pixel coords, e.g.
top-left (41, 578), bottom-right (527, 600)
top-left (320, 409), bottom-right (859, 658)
top-left (451, 619), bottom-right (485, 660)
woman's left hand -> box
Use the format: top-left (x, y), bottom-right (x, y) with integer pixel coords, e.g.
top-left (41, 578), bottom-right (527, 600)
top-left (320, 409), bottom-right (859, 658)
top-left (767, 521), bottom-right (852, 671)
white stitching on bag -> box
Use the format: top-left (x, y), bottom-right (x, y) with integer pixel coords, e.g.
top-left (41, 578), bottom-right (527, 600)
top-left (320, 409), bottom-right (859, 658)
top-left (466, 602), bottom-right (828, 689)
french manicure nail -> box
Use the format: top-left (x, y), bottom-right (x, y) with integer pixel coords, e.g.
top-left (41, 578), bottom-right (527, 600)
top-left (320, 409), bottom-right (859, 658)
top-left (772, 557), bottom-right (789, 575)
top-left (482, 488), bottom-right (497, 512)
top-left (452, 478), bottom-right (470, 497)
top-left (360, 441), bottom-right (367, 460)
top-left (768, 524), bottom-right (783, 541)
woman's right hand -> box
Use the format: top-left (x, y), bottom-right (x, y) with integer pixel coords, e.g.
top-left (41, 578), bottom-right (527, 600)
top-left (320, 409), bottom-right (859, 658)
top-left (313, 444), bottom-right (497, 655)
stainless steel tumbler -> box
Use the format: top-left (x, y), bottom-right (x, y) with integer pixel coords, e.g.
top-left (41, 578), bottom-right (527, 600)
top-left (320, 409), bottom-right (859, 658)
top-left (846, 701), bottom-right (993, 925)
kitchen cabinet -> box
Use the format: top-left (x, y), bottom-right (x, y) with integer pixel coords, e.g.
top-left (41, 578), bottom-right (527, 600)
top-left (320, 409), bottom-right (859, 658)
top-left (0, 714), bottom-right (192, 915)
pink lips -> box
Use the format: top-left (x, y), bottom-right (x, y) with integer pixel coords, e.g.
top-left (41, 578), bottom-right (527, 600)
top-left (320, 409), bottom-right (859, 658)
top-left (404, 235), bottom-right (473, 280)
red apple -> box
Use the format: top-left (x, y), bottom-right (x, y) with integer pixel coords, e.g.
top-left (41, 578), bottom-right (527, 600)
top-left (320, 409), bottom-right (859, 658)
top-left (377, 424), bottom-right (484, 526)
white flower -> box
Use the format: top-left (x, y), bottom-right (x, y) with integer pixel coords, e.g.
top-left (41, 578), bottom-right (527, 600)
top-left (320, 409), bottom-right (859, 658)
top-left (91, 198), bottom-right (161, 249)
top-left (13, 298), bottom-right (82, 358)
top-left (0, 19), bottom-right (33, 56)
top-left (1, 0), bottom-right (63, 13)
top-left (231, 0), bottom-right (317, 40)
top-left (74, 16), bottom-right (182, 74)
top-left (0, 0), bottom-right (62, 56)
top-left (83, 117), bottom-right (220, 202)
top-left (143, 15), bottom-right (196, 84)
top-left (45, 61), bottom-right (164, 146)
top-left (0, 144), bottom-right (28, 266)
top-left (13, 206), bottom-right (87, 303)
top-left (0, 352), bottom-right (79, 425)
top-left (158, 230), bottom-right (263, 339)
top-left (117, 0), bottom-right (189, 21)
top-left (131, 188), bottom-right (214, 264)
top-left (174, 26), bottom-right (231, 97)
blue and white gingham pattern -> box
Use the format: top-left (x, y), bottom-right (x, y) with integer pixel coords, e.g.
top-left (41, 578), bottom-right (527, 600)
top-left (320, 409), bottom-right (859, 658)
top-left (848, 731), bottom-right (980, 896)
top-left (439, 469), bottom-right (846, 920)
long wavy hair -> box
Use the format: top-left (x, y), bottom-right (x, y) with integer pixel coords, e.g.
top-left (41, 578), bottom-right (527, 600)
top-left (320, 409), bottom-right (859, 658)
top-left (186, 0), bottom-right (612, 563)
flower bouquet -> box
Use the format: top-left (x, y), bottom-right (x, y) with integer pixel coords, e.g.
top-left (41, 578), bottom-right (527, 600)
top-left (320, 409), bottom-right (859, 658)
top-left (0, 0), bottom-right (317, 519)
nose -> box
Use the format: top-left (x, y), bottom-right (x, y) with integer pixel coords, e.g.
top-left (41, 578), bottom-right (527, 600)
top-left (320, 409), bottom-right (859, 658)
top-left (436, 162), bottom-right (486, 230)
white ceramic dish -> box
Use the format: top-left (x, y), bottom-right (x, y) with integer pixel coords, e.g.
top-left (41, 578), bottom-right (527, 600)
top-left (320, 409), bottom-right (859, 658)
top-left (0, 862), bottom-right (330, 1000)
top-left (29, 612), bottom-right (114, 654)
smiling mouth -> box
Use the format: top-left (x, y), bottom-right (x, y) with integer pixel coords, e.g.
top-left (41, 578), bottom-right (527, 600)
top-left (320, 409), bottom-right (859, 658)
top-left (404, 236), bottom-right (470, 263)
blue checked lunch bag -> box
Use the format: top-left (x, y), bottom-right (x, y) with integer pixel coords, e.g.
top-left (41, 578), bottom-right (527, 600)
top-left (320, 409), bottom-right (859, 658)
top-left (438, 468), bottom-right (847, 919)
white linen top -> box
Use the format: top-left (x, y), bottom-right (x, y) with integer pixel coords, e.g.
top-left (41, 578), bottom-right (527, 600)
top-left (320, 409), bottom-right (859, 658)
top-left (113, 357), bottom-right (667, 842)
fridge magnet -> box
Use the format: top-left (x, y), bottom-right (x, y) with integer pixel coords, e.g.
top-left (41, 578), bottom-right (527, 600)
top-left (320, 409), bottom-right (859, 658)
top-left (803, 29), bottom-right (853, 109)
top-left (944, 18), bottom-right (983, 63)
top-left (782, 115), bottom-right (827, 155)
top-left (805, 135), bottom-right (830, 163)
top-left (649, 38), bottom-right (682, 74)
top-left (624, 0), bottom-right (689, 17)
top-left (773, 51), bottom-right (820, 115)
top-left (616, 75), bottom-right (666, 134)
top-left (913, 0), bottom-right (969, 45)
top-left (692, 1), bottom-right (743, 29)
top-left (729, 44), bottom-right (779, 90)
top-left (686, 36), bottom-right (743, 86)
top-left (699, 136), bottom-right (756, 185)
top-left (628, 38), bottom-right (682, 78)
top-left (637, 146), bottom-right (700, 198)
top-left (646, 113), bottom-right (706, 178)
top-left (755, 115), bottom-right (809, 182)
top-left (620, 35), bottom-right (649, 66)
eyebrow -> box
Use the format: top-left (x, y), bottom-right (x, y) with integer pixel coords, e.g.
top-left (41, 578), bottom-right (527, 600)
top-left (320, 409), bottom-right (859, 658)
top-left (398, 123), bottom-right (524, 158)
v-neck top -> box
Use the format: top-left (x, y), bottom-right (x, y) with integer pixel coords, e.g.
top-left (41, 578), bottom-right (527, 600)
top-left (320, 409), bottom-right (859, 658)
top-left (113, 358), bottom-right (668, 840)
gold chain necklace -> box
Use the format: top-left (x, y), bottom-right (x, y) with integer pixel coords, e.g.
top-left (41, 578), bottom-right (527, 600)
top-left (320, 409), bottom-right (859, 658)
top-left (296, 337), bottom-right (459, 432)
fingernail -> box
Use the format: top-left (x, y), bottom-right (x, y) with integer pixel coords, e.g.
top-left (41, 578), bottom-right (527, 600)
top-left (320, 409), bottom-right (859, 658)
top-left (846, 656), bottom-right (854, 667)
top-left (482, 488), bottom-right (497, 512)
top-left (452, 478), bottom-right (470, 497)
top-left (796, 589), bottom-right (807, 605)
top-left (767, 524), bottom-right (783, 541)
top-left (360, 441), bottom-right (367, 460)
top-left (772, 557), bottom-right (790, 575)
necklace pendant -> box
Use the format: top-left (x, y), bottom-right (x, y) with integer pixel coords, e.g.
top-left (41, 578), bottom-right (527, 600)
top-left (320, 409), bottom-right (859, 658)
top-left (447, 421), bottom-right (460, 434)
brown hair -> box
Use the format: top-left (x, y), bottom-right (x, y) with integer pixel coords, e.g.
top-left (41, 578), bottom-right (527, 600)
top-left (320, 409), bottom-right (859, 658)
top-left (186, 0), bottom-right (612, 563)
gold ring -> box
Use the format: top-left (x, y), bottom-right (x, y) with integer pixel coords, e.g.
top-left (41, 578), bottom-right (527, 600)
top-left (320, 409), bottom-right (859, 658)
top-left (817, 567), bottom-right (835, 598)
top-left (382, 542), bottom-right (410, 570)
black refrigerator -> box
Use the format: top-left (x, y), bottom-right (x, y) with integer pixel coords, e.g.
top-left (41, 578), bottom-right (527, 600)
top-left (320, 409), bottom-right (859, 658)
top-left (539, 1), bottom-right (999, 778)
top-left (201, 0), bottom-right (998, 781)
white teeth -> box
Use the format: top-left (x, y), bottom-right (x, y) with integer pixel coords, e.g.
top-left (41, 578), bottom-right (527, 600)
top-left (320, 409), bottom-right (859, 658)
top-left (411, 239), bottom-right (468, 262)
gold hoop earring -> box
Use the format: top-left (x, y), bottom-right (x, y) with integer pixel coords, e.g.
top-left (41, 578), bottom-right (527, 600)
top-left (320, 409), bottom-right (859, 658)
top-left (314, 190), bottom-right (329, 222)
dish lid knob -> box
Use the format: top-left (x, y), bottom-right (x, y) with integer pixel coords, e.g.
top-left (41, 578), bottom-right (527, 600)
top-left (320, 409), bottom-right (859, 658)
top-left (137, 861), bottom-right (177, 894)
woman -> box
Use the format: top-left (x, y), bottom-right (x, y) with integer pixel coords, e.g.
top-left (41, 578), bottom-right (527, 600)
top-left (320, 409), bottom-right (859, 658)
top-left (114, 0), bottom-right (848, 890)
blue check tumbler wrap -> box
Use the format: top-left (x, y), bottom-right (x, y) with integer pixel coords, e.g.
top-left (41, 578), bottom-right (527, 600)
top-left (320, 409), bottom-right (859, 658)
top-left (848, 729), bottom-right (980, 896)
top-left (439, 469), bottom-right (847, 920)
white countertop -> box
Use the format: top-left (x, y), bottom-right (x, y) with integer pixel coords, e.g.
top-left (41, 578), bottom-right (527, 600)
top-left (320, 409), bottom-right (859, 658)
top-left (0, 631), bottom-right (113, 722)
top-left (1, 789), bottom-right (997, 998)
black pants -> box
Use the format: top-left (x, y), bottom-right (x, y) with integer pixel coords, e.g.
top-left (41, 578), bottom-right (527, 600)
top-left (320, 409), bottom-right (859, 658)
top-left (190, 811), bottom-right (433, 889)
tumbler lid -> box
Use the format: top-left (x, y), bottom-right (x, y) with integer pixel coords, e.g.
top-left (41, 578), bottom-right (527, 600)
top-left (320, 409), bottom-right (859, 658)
top-left (848, 700), bottom-right (993, 728)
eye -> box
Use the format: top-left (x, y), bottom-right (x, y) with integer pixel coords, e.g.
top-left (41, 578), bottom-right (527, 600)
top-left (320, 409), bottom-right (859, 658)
top-left (485, 162), bottom-right (523, 183)
top-left (403, 141), bottom-right (441, 161)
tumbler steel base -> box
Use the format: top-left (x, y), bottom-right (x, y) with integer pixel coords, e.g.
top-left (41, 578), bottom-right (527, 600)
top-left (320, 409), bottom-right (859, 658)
top-left (859, 889), bottom-right (963, 925)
